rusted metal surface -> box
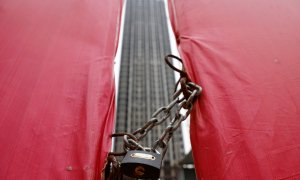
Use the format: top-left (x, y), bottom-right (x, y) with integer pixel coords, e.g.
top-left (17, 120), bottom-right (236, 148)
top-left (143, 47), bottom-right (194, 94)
top-left (105, 55), bottom-right (202, 178)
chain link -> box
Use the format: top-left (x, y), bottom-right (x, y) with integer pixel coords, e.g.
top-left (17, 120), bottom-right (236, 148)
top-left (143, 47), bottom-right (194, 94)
top-left (105, 54), bottom-right (202, 178)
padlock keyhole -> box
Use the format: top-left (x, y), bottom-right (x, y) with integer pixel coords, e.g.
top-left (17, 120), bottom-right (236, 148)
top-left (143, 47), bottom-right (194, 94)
top-left (134, 166), bottom-right (145, 177)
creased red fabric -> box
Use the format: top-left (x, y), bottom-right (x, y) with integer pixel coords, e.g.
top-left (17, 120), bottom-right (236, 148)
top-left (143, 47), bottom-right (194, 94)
top-left (0, 0), bottom-right (121, 179)
top-left (169, 0), bottom-right (300, 179)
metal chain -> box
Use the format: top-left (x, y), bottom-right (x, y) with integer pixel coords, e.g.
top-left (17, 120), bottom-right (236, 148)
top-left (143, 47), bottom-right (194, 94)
top-left (104, 54), bottom-right (202, 178)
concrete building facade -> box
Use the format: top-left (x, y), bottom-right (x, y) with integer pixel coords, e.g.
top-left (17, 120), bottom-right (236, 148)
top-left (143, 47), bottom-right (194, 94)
top-left (115, 0), bottom-right (185, 179)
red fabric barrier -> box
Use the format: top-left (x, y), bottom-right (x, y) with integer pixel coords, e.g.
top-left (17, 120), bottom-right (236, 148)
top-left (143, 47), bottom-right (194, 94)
top-left (169, 0), bottom-right (300, 179)
top-left (0, 0), bottom-right (121, 179)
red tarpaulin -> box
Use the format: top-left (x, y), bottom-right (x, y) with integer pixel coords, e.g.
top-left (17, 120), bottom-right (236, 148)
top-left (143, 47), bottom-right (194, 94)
top-left (0, 0), bottom-right (121, 179)
top-left (169, 0), bottom-right (300, 179)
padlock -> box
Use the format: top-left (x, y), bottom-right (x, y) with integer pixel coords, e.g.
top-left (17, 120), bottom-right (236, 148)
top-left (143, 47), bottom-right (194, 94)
top-left (121, 150), bottom-right (162, 179)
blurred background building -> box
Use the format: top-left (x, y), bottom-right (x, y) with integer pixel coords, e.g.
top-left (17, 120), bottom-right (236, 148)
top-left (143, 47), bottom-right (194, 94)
top-left (114, 0), bottom-right (196, 179)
